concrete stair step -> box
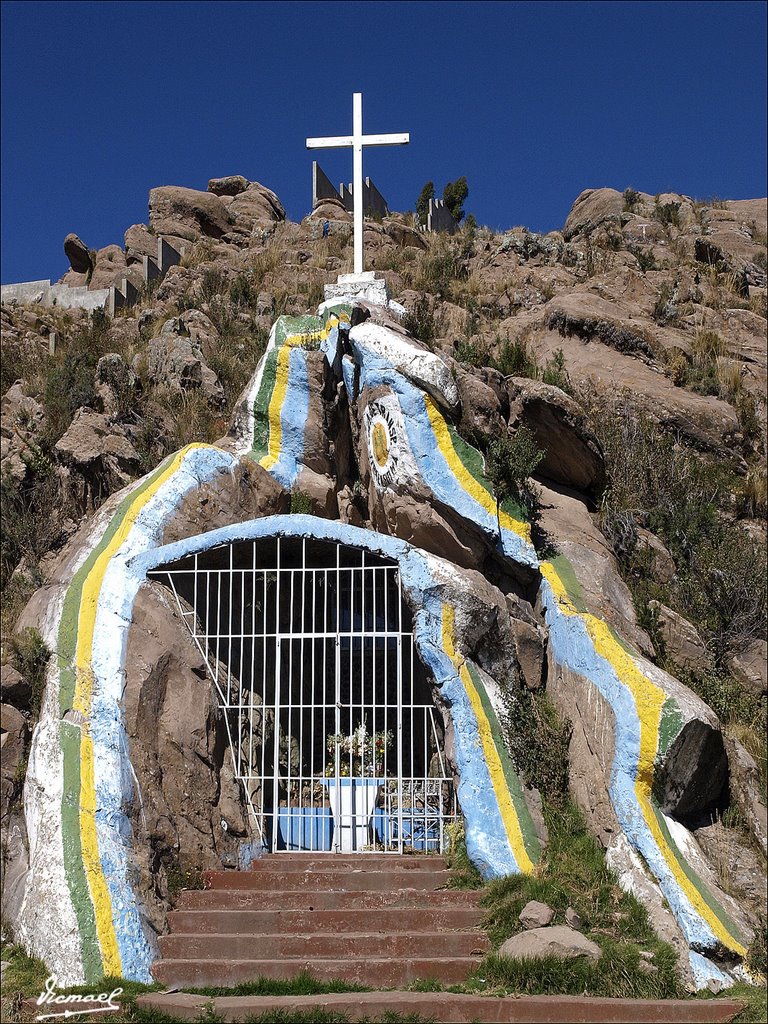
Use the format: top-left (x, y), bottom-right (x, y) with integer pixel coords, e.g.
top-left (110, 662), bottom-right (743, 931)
top-left (226, 854), bottom-right (448, 872)
top-left (151, 955), bottom-right (481, 989)
top-left (203, 868), bottom-right (453, 891)
top-left (136, 991), bottom-right (748, 1024)
top-left (167, 906), bottom-right (483, 934)
top-left (176, 886), bottom-right (482, 910)
top-left (158, 929), bottom-right (491, 959)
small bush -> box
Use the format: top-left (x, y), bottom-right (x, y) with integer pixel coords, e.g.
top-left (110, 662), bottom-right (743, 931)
top-left (290, 491), bottom-right (314, 515)
top-left (746, 915), bottom-right (767, 977)
top-left (654, 200), bottom-right (681, 229)
top-left (402, 296), bottom-right (437, 345)
top-left (632, 247), bottom-right (657, 273)
top-left (493, 336), bottom-right (539, 378)
top-left (485, 426), bottom-right (546, 524)
top-left (623, 187), bottom-right (641, 211)
top-left (501, 690), bottom-right (571, 801)
top-left (652, 282), bottom-right (679, 325)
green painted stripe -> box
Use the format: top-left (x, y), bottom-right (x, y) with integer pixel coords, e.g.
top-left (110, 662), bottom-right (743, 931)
top-left (658, 697), bottom-right (684, 759)
top-left (57, 455), bottom-right (176, 713)
top-left (466, 662), bottom-right (542, 863)
top-left (250, 348), bottom-right (279, 457)
top-left (650, 796), bottom-right (746, 946)
top-left (444, 420), bottom-right (529, 523)
top-left (546, 554), bottom-right (587, 613)
top-left (60, 721), bottom-right (103, 981)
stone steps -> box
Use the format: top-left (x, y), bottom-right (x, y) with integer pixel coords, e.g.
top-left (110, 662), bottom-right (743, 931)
top-left (167, 905), bottom-right (483, 934)
top-left (202, 867), bottom-right (454, 890)
top-left (137, 991), bottom-right (747, 1023)
top-left (152, 955), bottom-right (482, 989)
top-left (176, 886), bottom-right (482, 910)
top-left (158, 929), bottom-right (490, 959)
top-left (152, 853), bottom-right (487, 989)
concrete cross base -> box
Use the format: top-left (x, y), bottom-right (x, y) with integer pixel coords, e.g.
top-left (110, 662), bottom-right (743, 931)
top-left (324, 271), bottom-right (389, 305)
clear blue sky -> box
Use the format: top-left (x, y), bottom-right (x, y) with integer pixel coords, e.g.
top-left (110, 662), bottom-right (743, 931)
top-left (2, 0), bottom-right (766, 284)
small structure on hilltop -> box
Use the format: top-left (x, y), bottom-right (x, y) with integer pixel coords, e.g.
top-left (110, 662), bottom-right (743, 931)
top-left (312, 161), bottom-right (389, 221)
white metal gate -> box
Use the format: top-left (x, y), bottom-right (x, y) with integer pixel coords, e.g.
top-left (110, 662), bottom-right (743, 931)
top-left (150, 535), bottom-right (456, 854)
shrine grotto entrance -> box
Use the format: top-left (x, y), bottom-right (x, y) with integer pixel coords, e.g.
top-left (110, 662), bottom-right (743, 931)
top-left (150, 534), bottom-right (457, 854)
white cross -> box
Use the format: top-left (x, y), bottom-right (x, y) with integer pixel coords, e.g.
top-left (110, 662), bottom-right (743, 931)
top-left (307, 92), bottom-right (409, 275)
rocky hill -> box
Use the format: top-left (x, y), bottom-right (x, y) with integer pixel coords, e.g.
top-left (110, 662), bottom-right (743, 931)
top-left (1, 177), bottom-right (766, 990)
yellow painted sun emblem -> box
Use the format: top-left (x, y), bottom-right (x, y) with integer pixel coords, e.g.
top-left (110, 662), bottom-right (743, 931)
top-left (371, 421), bottom-right (390, 468)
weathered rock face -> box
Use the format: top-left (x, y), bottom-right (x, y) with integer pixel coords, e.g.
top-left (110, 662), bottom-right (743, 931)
top-left (506, 377), bottom-right (605, 493)
top-left (149, 186), bottom-right (233, 241)
top-left (563, 187), bottom-right (627, 239)
top-left (147, 316), bottom-right (223, 404)
top-left (123, 581), bottom-right (252, 937)
top-left (55, 409), bottom-right (142, 510)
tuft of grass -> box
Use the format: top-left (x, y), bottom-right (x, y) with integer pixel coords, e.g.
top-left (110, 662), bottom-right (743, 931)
top-left (473, 942), bottom-right (680, 999)
top-left (444, 820), bottom-right (484, 889)
top-left (476, 801), bottom-right (681, 998)
top-left (187, 972), bottom-right (369, 998)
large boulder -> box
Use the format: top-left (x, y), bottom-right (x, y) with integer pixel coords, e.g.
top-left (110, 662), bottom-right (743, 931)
top-left (727, 639), bottom-right (768, 697)
top-left (506, 378), bottom-right (605, 494)
top-left (226, 181), bottom-right (286, 232)
top-left (208, 175), bottom-right (250, 197)
top-left (648, 602), bottom-right (711, 675)
top-left (147, 317), bottom-right (224, 404)
top-left (63, 233), bottom-right (93, 274)
top-left (499, 925), bottom-right (602, 961)
top-left (563, 188), bottom-right (626, 239)
top-left (149, 185), bottom-right (232, 241)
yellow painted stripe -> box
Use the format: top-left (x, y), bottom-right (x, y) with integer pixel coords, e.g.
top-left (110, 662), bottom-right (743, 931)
top-left (423, 395), bottom-right (531, 544)
top-left (540, 561), bottom-right (746, 955)
top-left (442, 604), bottom-right (535, 874)
top-left (72, 442), bottom-right (215, 970)
top-left (79, 731), bottom-right (121, 974)
top-left (260, 321), bottom-right (335, 473)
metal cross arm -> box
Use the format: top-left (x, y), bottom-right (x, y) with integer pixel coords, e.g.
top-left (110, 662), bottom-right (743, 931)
top-left (306, 92), bottom-right (409, 274)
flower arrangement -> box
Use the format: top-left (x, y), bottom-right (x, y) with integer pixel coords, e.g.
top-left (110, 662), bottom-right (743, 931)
top-left (325, 724), bottom-right (393, 777)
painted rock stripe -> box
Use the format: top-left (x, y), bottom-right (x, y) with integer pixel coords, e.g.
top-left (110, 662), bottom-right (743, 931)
top-left (442, 605), bottom-right (537, 874)
top-left (423, 394), bottom-right (531, 543)
top-left (540, 560), bottom-right (746, 954)
top-left (59, 444), bottom-right (216, 978)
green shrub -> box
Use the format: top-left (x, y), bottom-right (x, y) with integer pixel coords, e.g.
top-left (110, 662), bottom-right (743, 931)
top-left (501, 690), bottom-right (571, 801)
top-left (623, 187), bottom-right (640, 212)
top-left (632, 247), bottom-right (657, 273)
top-left (492, 336), bottom-right (539, 378)
top-left (485, 427), bottom-right (546, 525)
top-left (652, 281), bottom-right (679, 325)
top-left (654, 200), bottom-right (681, 228)
top-left (455, 338), bottom-right (488, 368)
top-left (402, 296), bottom-right (437, 344)
top-left (290, 491), bottom-right (314, 515)
top-left (541, 348), bottom-right (572, 394)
